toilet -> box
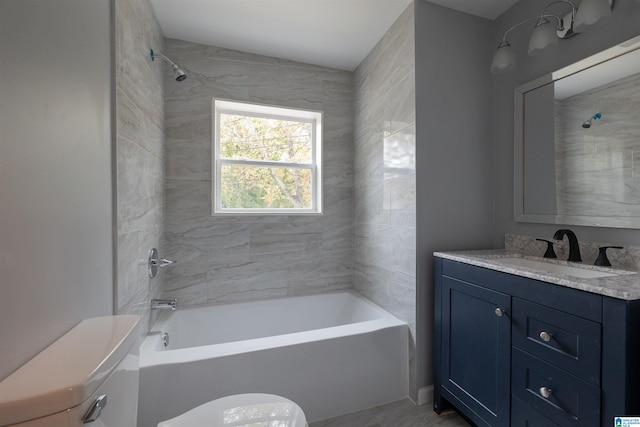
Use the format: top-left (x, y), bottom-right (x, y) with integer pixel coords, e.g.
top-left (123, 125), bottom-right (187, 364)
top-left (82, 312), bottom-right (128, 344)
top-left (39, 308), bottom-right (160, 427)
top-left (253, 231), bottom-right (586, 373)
top-left (157, 393), bottom-right (307, 427)
top-left (0, 315), bottom-right (307, 427)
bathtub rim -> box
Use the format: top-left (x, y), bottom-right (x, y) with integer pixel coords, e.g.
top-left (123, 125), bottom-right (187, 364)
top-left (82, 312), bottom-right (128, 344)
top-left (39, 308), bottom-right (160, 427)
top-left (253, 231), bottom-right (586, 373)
top-left (139, 290), bottom-right (408, 369)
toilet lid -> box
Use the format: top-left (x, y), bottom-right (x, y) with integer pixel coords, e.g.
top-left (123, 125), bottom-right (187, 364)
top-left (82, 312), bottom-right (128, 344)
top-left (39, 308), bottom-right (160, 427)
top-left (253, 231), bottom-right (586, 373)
top-left (157, 393), bottom-right (307, 427)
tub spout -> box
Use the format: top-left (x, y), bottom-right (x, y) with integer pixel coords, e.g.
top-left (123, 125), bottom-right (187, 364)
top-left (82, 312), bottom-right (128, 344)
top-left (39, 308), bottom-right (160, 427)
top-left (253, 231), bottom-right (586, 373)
top-left (151, 298), bottom-right (177, 310)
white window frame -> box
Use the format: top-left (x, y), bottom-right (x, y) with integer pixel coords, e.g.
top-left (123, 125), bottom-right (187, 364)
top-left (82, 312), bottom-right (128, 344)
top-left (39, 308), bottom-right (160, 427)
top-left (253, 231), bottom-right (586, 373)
top-left (212, 99), bottom-right (323, 215)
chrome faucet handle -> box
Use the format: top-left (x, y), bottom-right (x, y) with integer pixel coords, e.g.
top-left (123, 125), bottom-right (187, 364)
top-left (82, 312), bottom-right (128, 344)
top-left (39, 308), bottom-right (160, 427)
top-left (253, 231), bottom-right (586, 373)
top-left (148, 248), bottom-right (177, 278)
top-left (149, 258), bottom-right (176, 268)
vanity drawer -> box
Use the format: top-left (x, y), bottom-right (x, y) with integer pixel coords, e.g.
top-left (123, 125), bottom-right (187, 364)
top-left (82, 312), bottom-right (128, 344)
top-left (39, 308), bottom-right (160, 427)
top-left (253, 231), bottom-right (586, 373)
top-left (512, 297), bottom-right (601, 385)
top-left (511, 396), bottom-right (561, 427)
top-left (512, 348), bottom-right (600, 427)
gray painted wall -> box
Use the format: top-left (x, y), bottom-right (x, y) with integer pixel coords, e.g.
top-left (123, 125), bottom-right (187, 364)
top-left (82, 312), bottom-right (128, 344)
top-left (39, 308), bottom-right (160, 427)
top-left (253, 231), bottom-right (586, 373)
top-left (0, 0), bottom-right (113, 380)
top-left (161, 39), bottom-right (354, 305)
top-left (353, 4), bottom-right (417, 400)
top-left (493, 0), bottom-right (640, 247)
top-left (523, 83), bottom-right (557, 215)
top-left (415, 0), bottom-right (494, 391)
top-left (115, 0), bottom-right (166, 336)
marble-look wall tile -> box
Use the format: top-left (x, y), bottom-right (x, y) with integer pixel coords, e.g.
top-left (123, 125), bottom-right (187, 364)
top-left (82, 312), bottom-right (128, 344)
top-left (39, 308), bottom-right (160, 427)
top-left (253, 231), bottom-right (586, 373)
top-left (321, 222), bottom-right (353, 252)
top-left (384, 124), bottom-right (416, 180)
top-left (249, 222), bottom-right (323, 256)
top-left (353, 181), bottom-right (391, 224)
top-left (115, 0), bottom-right (165, 336)
top-left (162, 38), bottom-right (354, 306)
top-left (354, 131), bottom-right (386, 185)
top-left (353, 3), bottom-right (416, 400)
top-left (353, 260), bottom-right (395, 306)
top-left (386, 76), bottom-right (417, 136)
top-left (389, 273), bottom-right (417, 332)
top-left (390, 174), bottom-right (417, 227)
top-left (555, 73), bottom-right (640, 218)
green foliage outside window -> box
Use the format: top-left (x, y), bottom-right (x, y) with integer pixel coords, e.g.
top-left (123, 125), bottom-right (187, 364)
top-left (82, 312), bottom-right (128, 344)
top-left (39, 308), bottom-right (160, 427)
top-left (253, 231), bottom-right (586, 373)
top-left (219, 113), bottom-right (313, 209)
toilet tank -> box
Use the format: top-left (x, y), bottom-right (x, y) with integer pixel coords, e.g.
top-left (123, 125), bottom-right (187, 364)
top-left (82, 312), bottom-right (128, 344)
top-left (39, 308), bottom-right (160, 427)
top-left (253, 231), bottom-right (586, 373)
top-left (0, 315), bottom-right (140, 427)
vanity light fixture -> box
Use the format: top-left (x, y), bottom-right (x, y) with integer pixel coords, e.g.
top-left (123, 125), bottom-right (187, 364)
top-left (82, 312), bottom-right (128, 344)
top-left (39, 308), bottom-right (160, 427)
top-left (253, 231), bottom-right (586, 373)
top-left (491, 0), bottom-right (614, 74)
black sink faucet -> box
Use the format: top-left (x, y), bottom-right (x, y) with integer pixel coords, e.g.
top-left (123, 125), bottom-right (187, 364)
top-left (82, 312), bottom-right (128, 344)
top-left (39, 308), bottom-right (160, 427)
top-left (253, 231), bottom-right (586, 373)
top-left (553, 229), bottom-right (582, 262)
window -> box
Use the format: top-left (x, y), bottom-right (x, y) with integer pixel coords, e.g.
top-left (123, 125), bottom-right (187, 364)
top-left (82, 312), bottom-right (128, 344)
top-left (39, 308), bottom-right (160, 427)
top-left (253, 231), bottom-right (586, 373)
top-left (213, 99), bottom-right (322, 215)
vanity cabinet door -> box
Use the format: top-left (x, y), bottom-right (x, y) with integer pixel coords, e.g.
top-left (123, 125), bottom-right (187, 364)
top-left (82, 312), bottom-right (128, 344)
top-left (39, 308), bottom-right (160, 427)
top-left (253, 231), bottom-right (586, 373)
top-left (441, 275), bottom-right (511, 427)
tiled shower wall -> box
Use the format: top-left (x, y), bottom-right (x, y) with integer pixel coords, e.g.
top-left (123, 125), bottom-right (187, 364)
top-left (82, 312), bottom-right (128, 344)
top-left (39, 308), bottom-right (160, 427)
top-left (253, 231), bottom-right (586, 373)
top-left (115, 0), bottom-right (166, 333)
top-left (161, 39), bottom-right (354, 305)
top-left (353, 5), bottom-right (417, 399)
top-left (555, 73), bottom-right (640, 219)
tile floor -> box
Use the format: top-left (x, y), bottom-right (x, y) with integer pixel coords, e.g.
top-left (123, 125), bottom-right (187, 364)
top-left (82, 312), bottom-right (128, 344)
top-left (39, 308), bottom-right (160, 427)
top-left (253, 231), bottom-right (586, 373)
top-left (309, 399), bottom-right (471, 427)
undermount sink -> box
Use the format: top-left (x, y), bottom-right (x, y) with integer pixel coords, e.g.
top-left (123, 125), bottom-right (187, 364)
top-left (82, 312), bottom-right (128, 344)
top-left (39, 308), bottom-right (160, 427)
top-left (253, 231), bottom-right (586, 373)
top-left (495, 257), bottom-right (629, 279)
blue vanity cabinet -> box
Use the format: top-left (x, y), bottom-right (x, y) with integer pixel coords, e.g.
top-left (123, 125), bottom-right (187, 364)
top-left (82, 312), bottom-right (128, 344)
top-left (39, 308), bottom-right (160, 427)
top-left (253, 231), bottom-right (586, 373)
top-left (434, 257), bottom-right (640, 427)
top-left (438, 273), bottom-right (511, 427)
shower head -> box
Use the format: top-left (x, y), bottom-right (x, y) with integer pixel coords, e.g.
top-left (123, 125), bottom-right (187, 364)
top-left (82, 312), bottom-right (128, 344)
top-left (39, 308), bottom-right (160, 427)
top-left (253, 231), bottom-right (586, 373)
top-left (173, 66), bottom-right (187, 82)
top-left (150, 49), bottom-right (187, 81)
top-left (582, 113), bottom-right (602, 129)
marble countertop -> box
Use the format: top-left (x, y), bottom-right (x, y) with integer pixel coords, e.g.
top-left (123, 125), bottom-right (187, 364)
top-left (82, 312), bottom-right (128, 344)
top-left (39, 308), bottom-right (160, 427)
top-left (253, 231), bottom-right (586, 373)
top-left (435, 249), bottom-right (640, 300)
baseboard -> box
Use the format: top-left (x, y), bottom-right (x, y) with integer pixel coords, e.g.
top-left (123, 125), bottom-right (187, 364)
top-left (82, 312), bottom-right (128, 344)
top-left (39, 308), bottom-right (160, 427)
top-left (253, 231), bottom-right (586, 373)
top-left (418, 385), bottom-right (434, 406)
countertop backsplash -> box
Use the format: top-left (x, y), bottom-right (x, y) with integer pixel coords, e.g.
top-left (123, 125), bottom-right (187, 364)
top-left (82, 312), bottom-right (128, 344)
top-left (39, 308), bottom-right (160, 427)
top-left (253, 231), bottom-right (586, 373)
top-left (505, 234), bottom-right (640, 272)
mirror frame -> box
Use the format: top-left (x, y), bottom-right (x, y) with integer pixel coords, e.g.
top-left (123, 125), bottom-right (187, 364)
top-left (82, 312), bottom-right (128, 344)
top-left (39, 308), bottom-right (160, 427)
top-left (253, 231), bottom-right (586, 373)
top-left (514, 35), bottom-right (640, 229)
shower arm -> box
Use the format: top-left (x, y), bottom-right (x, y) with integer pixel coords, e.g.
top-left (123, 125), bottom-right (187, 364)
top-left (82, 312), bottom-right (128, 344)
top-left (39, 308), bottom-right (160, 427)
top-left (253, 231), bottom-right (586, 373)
top-left (149, 48), bottom-right (187, 81)
top-left (155, 53), bottom-right (179, 69)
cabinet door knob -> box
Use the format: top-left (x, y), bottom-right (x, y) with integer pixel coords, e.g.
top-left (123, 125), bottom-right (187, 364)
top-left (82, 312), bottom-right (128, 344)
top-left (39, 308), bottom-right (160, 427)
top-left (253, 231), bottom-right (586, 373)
top-left (539, 331), bottom-right (552, 342)
top-left (495, 308), bottom-right (505, 317)
top-left (539, 387), bottom-right (552, 398)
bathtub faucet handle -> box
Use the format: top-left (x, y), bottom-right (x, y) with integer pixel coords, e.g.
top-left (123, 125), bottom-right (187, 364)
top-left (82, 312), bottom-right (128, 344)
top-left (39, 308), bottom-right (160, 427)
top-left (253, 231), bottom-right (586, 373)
top-left (157, 258), bottom-right (176, 267)
top-left (151, 298), bottom-right (177, 311)
top-left (148, 248), bottom-right (177, 278)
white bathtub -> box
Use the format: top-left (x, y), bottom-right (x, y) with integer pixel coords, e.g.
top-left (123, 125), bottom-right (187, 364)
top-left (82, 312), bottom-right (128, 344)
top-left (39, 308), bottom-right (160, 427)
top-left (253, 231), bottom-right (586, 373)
top-left (137, 291), bottom-right (409, 427)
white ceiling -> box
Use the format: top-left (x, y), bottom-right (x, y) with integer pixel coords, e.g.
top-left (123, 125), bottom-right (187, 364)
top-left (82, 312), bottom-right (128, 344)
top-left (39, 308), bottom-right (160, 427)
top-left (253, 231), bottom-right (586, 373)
top-left (150, 0), bottom-right (518, 71)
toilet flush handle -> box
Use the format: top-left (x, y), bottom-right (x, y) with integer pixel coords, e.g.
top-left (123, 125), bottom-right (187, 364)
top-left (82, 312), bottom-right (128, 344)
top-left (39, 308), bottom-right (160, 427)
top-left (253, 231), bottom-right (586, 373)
top-left (82, 394), bottom-right (108, 424)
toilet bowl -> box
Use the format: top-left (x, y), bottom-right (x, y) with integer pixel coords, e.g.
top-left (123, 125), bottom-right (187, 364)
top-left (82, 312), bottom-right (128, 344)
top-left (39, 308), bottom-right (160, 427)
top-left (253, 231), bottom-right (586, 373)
top-left (0, 315), bottom-right (307, 427)
top-left (157, 393), bottom-right (307, 427)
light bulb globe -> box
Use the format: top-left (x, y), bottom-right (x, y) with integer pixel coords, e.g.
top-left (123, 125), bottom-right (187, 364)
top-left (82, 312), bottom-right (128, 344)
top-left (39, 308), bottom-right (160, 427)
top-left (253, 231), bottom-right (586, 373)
top-left (491, 43), bottom-right (516, 74)
top-left (528, 18), bottom-right (559, 56)
top-left (574, 0), bottom-right (612, 33)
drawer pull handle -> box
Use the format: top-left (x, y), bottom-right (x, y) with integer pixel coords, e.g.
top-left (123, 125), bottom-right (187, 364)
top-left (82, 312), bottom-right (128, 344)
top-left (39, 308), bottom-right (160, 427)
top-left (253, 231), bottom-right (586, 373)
top-left (539, 331), bottom-right (552, 342)
top-left (495, 308), bottom-right (505, 317)
top-left (539, 387), bottom-right (552, 398)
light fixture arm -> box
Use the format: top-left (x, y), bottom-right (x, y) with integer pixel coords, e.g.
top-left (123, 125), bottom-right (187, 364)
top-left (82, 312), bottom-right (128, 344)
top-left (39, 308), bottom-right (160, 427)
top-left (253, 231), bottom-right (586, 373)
top-left (497, 0), bottom-right (577, 45)
top-left (539, 0), bottom-right (576, 24)
top-left (491, 0), bottom-right (614, 74)
top-left (497, 15), bottom-right (559, 46)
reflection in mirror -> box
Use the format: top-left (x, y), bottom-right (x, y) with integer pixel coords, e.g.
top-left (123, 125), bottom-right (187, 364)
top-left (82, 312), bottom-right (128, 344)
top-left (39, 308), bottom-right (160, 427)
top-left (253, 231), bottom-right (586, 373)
top-left (515, 35), bottom-right (640, 228)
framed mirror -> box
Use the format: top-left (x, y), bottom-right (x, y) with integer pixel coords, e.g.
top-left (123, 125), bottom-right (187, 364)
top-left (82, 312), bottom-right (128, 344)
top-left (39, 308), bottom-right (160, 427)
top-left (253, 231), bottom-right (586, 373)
top-left (515, 35), bottom-right (640, 229)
